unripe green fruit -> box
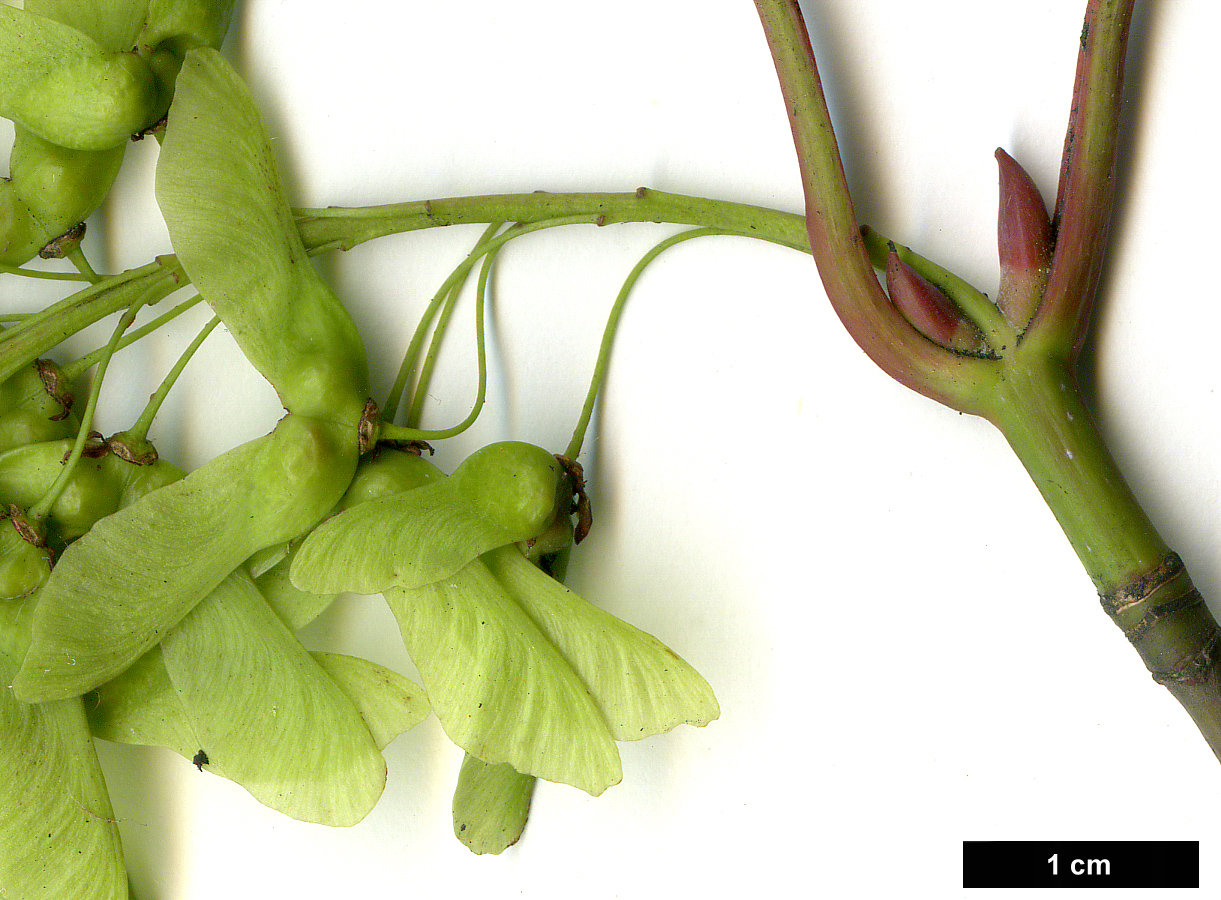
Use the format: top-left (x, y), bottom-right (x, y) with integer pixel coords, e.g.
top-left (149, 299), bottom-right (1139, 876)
top-left (144, 0), bottom-right (238, 56)
top-left (0, 517), bottom-right (51, 601)
top-left (112, 456), bottom-right (185, 508)
top-left (519, 510), bottom-right (575, 581)
top-left (22, 0), bottom-right (145, 51)
top-left (0, 179), bottom-right (42, 264)
top-left (0, 362), bottom-right (53, 415)
top-left (0, 361), bottom-right (76, 451)
top-left (10, 127), bottom-right (124, 239)
top-left (255, 415), bottom-right (356, 539)
top-left (451, 441), bottom-right (564, 542)
top-left (291, 442), bottom-right (566, 597)
top-left (0, 408), bottom-right (73, 454)
top-left (279, 341), bottom-right (370, 426)
top-left (45, 455), bottom-right (124, 541)
top-left (12, 51), bottom-right (158, 151)
top-left (0, 441), bottom-right (123, 543)
top-left (341, 450), bottom-right (443, 510)
top-left (148, 48), bottom-right (184, 125)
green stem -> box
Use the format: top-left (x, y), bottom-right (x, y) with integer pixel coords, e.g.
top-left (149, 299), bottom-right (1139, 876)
top-left (126, 315), bottom-right (220, 443)
top-left (388, 217), bottom-right (604, 423)
top-left (295, 189), bottom-right (809, 255)
top-left (751, 0), bottom-right (998, 412)
top-left (971, 0), bottom-right (1221, 725)
top-left (566, 227), bottom-right (741, 460)
top-left (369, 194), bottom-right (810, 426)
top-left (405, 230), bottom-right (501, 430)
top-left (28, 300), bottom-right (141, 522)
top-left (406, 281), bottom-right (464, 427)
top-left (986, 358), bottom-right (1165, 592)
top-left (380, 244), bottom-right (494, 444)
top-left (0, 257), bottom-right (185, 385)
top-left (411, 245), bottom-right (494, 439)
top-left (66, 245), bottom-right (101, 284)
top-left (60, 294), bottom-right (205, 384)
top-left (5, 193), bottom-right (803, 405)
top-left (373, 421), bottom-right (431, 444)
top-left (977, 0), bottom-right (1217, 758)
top-left (1029, 0), bottom-right (1136, 355)
top-left (986, 354), bottom-right (1221, 760)
top-left (385, 223), bottom-right (503, 421)
top-left (754, 0), bottom-right (1221, 763)
top-left (0, 264), bottom-right (93, 282)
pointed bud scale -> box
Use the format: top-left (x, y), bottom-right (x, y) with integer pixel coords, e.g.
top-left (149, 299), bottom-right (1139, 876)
top-left (995, 148), bottom-right (1053, 330)
top-left (885, 249), bottom-right (986, 354)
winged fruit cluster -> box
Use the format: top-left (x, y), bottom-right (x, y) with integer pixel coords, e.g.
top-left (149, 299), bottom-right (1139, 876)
top-left (0, 3), bottom-right (719, 895)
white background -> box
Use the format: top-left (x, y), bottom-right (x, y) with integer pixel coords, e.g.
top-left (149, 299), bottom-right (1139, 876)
top-left (7, 0), bottom-right (1221, 897)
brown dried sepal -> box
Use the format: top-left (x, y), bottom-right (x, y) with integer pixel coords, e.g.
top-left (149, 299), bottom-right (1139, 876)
top-left (358, 398), bottom-right (380, 456)
top-left (106, 433), bottom-right (159, 466)
top-left (357, 398), bottom-right (434, 458)
top-left (38, 223), bottom-right (87, 260)
top-left (133, 115), bottom-right (168, 141)
top-left (374, 438), bottom-right (434, 457)
top-left (555, 454), bottom-right (593, 544)
top-left (6, 504), bottom-right (47, 550)
top-left (62, 432), bottom-right (111, 460)
top-left (36, 359), bottom-right (75, 421)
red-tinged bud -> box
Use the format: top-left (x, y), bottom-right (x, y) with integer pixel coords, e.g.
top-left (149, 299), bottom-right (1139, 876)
top-left (885, 249), bottom-right (986, 354)
top-left (995, 148), bottom-right (1053, 330)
